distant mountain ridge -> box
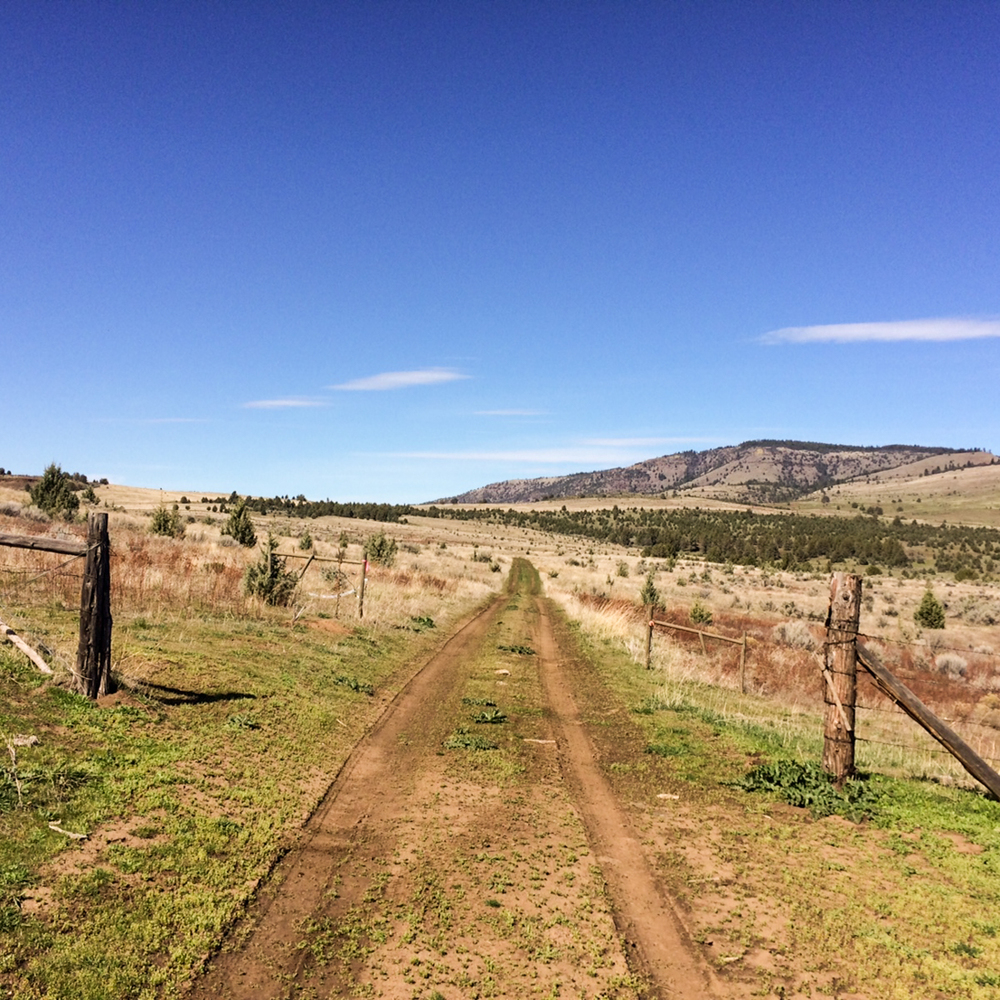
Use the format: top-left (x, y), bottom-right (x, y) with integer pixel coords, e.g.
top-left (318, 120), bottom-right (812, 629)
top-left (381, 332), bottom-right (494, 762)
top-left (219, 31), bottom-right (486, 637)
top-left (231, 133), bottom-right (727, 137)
top-left (433, 441), bottom-right (997, 505)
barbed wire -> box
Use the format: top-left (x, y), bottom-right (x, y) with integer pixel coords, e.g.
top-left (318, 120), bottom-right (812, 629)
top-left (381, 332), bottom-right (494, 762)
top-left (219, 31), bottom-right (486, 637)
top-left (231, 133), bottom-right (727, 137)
top-left (855, 734), bottom-right (1000, 765)
top-left (855, 702), bottom-right (1000, 735)
top-left (859, 629), bottom-right (998, 660)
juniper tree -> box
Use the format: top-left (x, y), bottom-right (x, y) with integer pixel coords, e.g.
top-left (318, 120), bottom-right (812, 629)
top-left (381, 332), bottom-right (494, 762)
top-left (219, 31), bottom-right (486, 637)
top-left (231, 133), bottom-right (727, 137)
top-left (244, 534), bottom-right (297, 606)
top-left (150, 504), bottom-right (185, 538)
top-left (29, 463), bottom-right (80, 519)
top-left (914, 589), bottom-right (945, 629)
top-left (364, 531), bottom-right (397, 567)
top-left (222, 498), bottom-right (257, 547)
top-left (639, 571), bottom-right (659, 610)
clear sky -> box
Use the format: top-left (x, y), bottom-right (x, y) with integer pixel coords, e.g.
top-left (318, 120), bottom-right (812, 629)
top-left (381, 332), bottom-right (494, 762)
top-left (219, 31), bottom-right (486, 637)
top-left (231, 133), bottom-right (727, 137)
top-left (3, 1), bottom-right (998, 503)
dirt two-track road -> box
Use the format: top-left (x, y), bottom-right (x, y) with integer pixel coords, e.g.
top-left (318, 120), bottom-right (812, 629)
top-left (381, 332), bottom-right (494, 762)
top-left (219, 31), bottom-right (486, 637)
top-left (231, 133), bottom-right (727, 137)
top-left (188, 561), bottom-right (716, 1000)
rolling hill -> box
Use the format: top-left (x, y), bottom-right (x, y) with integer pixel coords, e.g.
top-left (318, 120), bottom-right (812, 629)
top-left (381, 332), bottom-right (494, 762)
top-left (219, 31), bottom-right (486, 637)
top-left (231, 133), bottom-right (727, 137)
top-left (434, 440), bottom-right (997, 505)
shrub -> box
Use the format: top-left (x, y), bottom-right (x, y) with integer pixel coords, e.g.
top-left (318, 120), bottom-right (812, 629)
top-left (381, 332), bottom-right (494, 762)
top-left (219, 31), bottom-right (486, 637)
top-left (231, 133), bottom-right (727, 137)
top-left (149, 504), bottom-right (184, 538)
top-left (28, 463), bottom-right (79, 519)
top-left (617, 561), bottom-right (629, 578)
top-left (222, 498), bottom-right (257, 547)
top-left (690, 600), bottom-right (713, 626)
top-left (244, 534), bottom-right (297, 606)
top-left (935, 653), bottom-right (967, 679)
top-left (958, 597), bottom-right (1000, 626)
top-left (639, 571), bottom-right (659, 609)
top-left (364, 531), bottom-right (397, 567)
top-left (914, 590), bottom-right (945, 630)
top-left (772, 620), bottom-right (816, 650)
top-left (298, 529), bottom-right (313, 551)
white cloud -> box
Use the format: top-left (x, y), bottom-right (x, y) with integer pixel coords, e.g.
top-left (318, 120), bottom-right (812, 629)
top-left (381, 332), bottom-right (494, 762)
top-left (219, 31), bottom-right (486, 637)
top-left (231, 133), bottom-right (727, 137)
top-left (761, 316), bottom-right (1000, 345)
top-left (242, 398), bottom-right (326, 409)
top-left (330, 368), bottom-right (469, 391)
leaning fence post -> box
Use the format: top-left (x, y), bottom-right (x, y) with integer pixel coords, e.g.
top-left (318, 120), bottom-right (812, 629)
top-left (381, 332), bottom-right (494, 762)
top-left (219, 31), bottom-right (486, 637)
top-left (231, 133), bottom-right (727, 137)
top-left (823, 572), bottom-right (861, 785)
top-left (77, 512), bottom-right (114, 699)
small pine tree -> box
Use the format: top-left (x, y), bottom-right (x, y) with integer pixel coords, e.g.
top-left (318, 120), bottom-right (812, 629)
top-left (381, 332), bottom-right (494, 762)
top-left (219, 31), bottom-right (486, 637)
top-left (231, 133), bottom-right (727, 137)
top-left (222, 498), bottom-right (257, 547)
top-left (914, 589), bottom-right (945, 629)
top-left (298, 529), bottom-right (313, 551)
top-left (150, 504), bottom-right (185, 538)
top-left (29, 463), bottom-right (80, 519)
top-left (639, 571), bottom-right (659, 609)
top-left (364, 531), bottom-right (397, 567)
top-left (244, 534), bottom-right (298, 606)
top-left (690, 599), bottom-right (713, 626)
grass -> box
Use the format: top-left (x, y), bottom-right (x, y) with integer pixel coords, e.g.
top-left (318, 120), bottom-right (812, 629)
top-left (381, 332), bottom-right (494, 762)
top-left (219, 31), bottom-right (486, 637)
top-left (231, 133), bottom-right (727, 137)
top-left (0, 509), bottom-right (494, 999)
top-left (3, 483), bottom-right (1000, 997)
top-left (554, 594), bottom-right (1000, 998)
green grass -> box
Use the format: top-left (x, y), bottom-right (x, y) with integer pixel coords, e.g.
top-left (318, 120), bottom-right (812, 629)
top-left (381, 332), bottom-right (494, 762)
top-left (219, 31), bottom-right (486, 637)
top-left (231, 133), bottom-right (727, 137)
top-left (556, 605), bottom-right (1000, 999)
top-left (0, 600), bottom-right (469, 1000)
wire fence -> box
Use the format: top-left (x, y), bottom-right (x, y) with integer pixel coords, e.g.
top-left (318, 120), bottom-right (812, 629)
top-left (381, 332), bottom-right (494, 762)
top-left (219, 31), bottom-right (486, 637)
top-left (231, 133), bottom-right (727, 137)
top-left (634, 595), bottom-right (1000, 787)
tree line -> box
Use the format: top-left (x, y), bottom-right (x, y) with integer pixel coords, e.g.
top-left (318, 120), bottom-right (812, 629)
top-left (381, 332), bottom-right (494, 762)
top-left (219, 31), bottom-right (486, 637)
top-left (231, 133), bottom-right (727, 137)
top-left (421, 504), bottom-right (1000, 578)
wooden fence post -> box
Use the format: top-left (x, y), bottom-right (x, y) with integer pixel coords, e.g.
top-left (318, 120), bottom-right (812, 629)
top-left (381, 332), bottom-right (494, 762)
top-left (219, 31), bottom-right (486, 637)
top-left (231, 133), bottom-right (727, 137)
top-left (358, 559), bottom-right (368, 619)
top-left (645, 619), bottom-right (653, 669)
top-left (739, 632), bottom-right (747, 694)
top-left (823, 572), bottom-right (861, 784)
top-left (77, 512), bottom-right (114, 699)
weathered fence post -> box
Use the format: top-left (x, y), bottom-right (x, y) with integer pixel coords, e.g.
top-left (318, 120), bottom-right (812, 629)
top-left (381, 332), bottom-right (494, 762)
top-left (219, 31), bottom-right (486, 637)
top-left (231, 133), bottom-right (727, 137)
top-left (739, 632), bottom-right (747, 694)
top-left (77, 512), bottom-right (114, 699)
top-left (822, 572), bottom-right (861, 784)
top-left (358, 558), bottom-right (368, 619)
top-left (645, 618), bottom-right (653, 669)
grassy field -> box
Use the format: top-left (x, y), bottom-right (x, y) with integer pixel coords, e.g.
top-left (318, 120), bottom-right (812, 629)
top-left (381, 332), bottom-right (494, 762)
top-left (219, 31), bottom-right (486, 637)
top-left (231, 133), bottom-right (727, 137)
top-left (1, 481), bottom-right (999, 997)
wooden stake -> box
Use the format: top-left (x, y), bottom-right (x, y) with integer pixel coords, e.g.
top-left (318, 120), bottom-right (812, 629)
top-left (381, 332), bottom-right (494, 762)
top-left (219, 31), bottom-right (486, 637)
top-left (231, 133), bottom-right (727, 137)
top-left (357, 559), bottom-right (368, 619)
top-left (645, 620), bottom-right (653, 670)
top-left (823, 572), bottom-right (860, 784)
top-left (76, 513), bottom-right (114, 699)
top-left (739, 633), bottom-right (747, 694)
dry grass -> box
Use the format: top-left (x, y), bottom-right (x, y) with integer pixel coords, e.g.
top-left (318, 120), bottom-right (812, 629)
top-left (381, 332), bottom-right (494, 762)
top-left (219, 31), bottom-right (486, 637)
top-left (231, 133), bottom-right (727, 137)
top-left (4, 482), bottom-right (999, 790)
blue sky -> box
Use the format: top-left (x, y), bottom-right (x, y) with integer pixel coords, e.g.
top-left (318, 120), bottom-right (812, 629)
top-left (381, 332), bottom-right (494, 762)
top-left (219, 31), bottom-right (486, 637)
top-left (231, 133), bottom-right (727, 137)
top-left (3, 1), bottom-right (998, 503)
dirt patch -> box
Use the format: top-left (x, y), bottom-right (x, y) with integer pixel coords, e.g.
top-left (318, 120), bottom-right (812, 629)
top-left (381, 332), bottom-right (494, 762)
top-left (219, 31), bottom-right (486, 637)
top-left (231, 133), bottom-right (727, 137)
top-left (186, 569), bottom-right (714, 999)
top-left (305, 618), bottom-right (353, 637)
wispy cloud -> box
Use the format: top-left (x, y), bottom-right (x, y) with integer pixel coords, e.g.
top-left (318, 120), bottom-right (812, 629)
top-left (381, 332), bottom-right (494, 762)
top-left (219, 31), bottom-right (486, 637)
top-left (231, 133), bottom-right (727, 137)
top-left (243, 398), bottom-right (326, 409)
top-left (761, 317), bottom-right (1000, 345)
top-left (395, 437), bottom-right (714, 465)
top-left (475, 409), bottom-right (547, 417)
top-left (330, 368), bottom-right (469, 391)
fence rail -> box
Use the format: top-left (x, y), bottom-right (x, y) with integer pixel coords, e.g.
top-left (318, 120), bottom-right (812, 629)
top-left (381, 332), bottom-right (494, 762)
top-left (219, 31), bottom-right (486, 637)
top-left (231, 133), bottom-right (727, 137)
top-left (0, 514), bottom-right (112, 698)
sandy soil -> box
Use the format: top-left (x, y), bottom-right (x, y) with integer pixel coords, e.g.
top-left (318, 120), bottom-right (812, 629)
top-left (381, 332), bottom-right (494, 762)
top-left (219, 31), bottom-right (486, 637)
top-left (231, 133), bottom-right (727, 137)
top-left (185, 570), bottom-right (715, 1000)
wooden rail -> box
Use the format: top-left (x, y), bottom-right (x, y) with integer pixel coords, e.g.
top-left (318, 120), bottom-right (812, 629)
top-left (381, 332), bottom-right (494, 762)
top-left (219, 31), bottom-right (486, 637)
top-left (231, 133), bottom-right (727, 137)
top-left (0, 532), bottom-right (87, 557)
top-left (857, 641), bottom-right (1000, 800)
top-left (0, 515), bottom-right (112, 698)
top-left (647, 618), bottom-right (748, 692)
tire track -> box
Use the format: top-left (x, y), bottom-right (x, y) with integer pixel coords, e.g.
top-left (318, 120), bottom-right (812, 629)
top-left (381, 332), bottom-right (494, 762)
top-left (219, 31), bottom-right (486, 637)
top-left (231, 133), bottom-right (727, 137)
top-left (187, 593), bottom-right (508, 999)
top-left (533, 597), bottom-right (719, 999)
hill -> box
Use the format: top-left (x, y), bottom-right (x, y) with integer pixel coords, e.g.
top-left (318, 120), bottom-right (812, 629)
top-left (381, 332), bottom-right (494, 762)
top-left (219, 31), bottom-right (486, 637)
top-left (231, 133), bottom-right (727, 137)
top-left (434, 440), bottom-right (997, 505)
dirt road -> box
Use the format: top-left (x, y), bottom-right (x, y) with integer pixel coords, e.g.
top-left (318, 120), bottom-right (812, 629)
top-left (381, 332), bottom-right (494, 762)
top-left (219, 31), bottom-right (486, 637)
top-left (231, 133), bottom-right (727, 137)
top-left (189, 560), bottom-right (714, 999)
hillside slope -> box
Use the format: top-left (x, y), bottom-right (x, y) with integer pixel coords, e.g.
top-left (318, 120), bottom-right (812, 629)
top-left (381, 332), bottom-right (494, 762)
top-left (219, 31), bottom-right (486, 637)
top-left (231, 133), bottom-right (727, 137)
top-left (434, 441), bottom-right (996, 505)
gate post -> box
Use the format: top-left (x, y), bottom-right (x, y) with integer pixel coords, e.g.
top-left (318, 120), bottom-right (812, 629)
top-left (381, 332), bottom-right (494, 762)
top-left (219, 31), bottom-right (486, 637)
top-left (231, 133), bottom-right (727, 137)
top-left (822, 572), bottom-right (861, 784)
top-left (77, 512), bottom-right (114, 698)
